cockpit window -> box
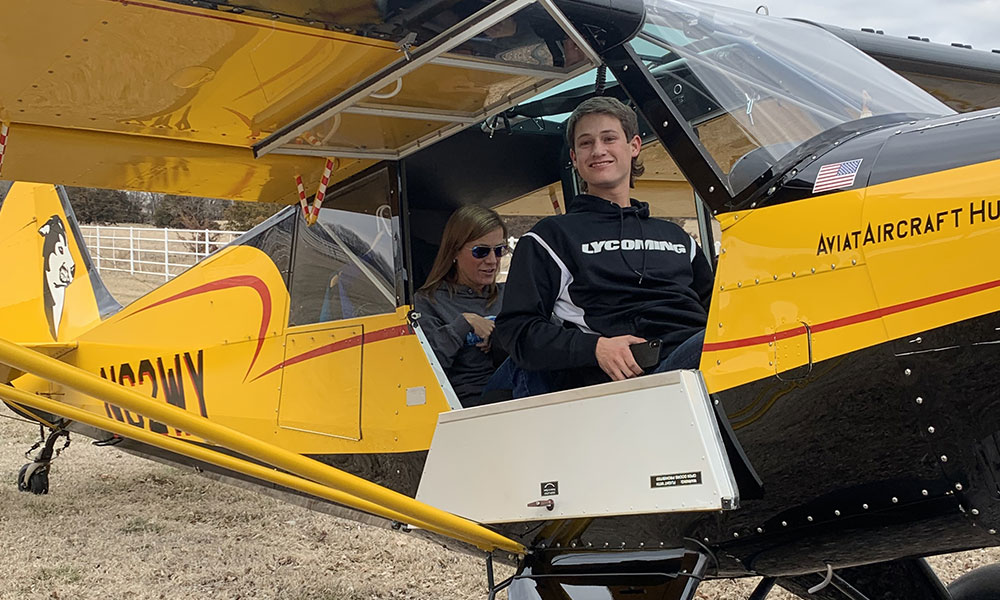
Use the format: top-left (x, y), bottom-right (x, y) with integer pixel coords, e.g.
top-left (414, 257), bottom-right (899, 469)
top-left (633, 0), bottom-right (954, 194)
top-left (288, 167), bottom-right (401, 327)
top-left (235, 208), bottom-right (295, 288)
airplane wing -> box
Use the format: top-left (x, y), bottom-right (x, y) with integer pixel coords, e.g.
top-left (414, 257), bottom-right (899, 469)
top-left (813, 23), bottom-right (1000, 113)
top-left (0, 1), bottom-right (599, 203)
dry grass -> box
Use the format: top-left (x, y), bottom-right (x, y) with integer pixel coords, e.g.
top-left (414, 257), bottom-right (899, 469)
top-left (100, 271), bottom-right (166, 306)
top-left (0, 410), bottom-right (489, 600)
top-left (0, 267), bottom-right (995, 599)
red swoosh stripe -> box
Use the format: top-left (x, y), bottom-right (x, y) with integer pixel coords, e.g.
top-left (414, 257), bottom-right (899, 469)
top-left (128, 275), bottom-right (272, 380)
top-left (703, 278), bottom-right (1000, 352)
top-left (251, 324), bottom-right (412, 382)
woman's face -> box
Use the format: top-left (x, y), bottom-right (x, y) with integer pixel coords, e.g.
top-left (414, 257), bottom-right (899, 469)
top-left (454, 227), bottom-right (506, 291)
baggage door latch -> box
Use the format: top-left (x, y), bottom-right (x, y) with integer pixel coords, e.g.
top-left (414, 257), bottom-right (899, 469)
top-left (527, 499), bottom-right (555, 511)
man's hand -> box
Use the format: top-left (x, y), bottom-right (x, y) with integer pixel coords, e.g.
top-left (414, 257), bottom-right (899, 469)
top-left (595, 335), bottom-right (646, 381)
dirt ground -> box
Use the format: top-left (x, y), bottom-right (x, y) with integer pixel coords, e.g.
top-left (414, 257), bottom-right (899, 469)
top-left (0, 271), bottom-right (998, 599)
top-left (0, 411), bottom-right (489, 600)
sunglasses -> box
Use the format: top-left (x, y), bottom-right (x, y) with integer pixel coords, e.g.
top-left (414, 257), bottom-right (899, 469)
top-left (469, 244), bottom-right (509, 259)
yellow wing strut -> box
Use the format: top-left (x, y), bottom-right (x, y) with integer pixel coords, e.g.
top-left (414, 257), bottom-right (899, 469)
top-left (0, 337), bottom-right (525, 555)
top-left (0, 382), bottom-right (499, 551)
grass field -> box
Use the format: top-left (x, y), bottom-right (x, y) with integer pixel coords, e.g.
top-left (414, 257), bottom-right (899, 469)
top-left (0, 412), bottom-right (489, 600)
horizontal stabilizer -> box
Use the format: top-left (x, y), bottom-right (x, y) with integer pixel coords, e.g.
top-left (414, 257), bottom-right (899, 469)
top-left (23, 342), bottom-right (78, 359)
top-left (0, 342), bottom-right (78, 384)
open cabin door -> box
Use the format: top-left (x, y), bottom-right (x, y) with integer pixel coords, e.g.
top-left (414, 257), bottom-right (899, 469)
top-left (277, 165), bottom-right (405, 441)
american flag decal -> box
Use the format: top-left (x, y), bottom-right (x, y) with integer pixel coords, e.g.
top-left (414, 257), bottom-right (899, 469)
top-left (812, 158), bottom-right (863, 193)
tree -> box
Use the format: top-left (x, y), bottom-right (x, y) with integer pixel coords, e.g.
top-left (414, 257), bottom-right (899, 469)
top-left (125, 190), bottom-right (162, 224)
top-left (64, 187), bottom-right (142, 224)
top-left (222, 201), bottom-right (286, 231)
top-left (152, 195), bottom-right (226, 229)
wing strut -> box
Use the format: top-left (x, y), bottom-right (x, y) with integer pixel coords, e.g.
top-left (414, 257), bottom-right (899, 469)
top-left (0, 382), bottom-right (500, 550)
top-left (0, 337), bottom-right (524, 555)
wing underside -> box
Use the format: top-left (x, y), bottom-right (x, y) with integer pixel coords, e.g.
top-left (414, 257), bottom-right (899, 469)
top-left (0, 0), bottom-right (599, 202)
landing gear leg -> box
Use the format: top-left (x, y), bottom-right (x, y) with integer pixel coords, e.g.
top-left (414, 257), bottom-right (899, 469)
top-left (485, 553), bottom-right (516, 600)
top-left (17, 426), bottom-right (70, 495)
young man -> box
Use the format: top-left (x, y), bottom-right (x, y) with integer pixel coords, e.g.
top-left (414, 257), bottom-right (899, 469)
top-left (494, 97), bottom-right (714, 394)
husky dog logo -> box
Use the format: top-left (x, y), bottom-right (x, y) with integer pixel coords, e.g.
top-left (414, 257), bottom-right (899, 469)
top-left (38, 215), bottom-right (76, 339)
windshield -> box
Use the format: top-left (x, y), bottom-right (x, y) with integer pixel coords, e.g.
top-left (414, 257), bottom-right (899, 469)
top-left (634, 0), bottom-right (954, 194)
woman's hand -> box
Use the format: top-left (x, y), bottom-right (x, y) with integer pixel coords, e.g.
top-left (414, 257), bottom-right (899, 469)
top-left (463, 313), bottom-right (495, 342)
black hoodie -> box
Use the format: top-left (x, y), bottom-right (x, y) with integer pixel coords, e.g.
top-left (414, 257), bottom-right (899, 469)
top-left (496, 194), bottom-right (714, 379)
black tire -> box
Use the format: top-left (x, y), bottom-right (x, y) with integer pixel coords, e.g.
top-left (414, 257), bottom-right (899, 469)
top-left (16, 463), bottom-right (49, 495)
top-left (949, 564), bottom-right (1000, 600)
top-left (16, 463), bottom-right (30, 492)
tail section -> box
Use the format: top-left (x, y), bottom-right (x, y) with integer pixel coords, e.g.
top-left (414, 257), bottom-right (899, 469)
top-left (0, 182), bottom-right (120, 343)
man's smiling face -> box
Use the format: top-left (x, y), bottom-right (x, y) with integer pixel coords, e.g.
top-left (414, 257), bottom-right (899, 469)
top-left (569, 113), bottom-right (641, 192)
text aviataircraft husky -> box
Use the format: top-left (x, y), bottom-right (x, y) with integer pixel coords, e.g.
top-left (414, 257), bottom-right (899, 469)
top-left (2, 1), bottom-right (1000, 598)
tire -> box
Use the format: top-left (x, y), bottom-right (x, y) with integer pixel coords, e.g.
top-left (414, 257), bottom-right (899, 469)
top-left (949, 564), bottom-right (1000, 600)
top-left (16, 463), bottom-right (49, 495)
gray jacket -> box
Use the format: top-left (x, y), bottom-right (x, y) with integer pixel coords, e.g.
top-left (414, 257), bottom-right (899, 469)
top-left (415, 282), bottom-right (505, 404)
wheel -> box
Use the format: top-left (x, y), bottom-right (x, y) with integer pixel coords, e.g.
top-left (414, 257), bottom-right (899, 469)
top-left (16, 463), bottom-right (29, 491)
top-left (949, 564), bottom-right (1000, 600)
top-left (16, 463), bottom-right (50, 495)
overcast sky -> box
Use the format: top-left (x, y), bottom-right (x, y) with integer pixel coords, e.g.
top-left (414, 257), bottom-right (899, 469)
top-left (708, 0), bottom-right (1000, 53)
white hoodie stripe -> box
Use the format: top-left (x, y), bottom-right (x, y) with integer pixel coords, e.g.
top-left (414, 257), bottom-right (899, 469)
top-left (522, 232), bottom-right (598, 335)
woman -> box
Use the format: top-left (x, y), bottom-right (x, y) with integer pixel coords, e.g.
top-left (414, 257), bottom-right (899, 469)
top-left (416, 205), bottom-right (509, 406)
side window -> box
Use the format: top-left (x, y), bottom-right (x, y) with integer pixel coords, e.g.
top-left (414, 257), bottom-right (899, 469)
top-left (288, 167), bottom-right (400, 327)
top-left (235, 208), bottom-right (296, 287)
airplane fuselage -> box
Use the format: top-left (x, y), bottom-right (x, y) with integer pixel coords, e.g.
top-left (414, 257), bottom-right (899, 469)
top-left (486, 107), bottom-right (1000, 578)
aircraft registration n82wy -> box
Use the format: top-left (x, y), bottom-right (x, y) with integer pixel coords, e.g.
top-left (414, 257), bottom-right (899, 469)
top-left (2, 1), bottom-right (1000, 599)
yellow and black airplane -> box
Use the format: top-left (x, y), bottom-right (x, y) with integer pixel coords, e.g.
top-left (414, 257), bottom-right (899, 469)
top-left (1, 1), bottom-right (1000, 599)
